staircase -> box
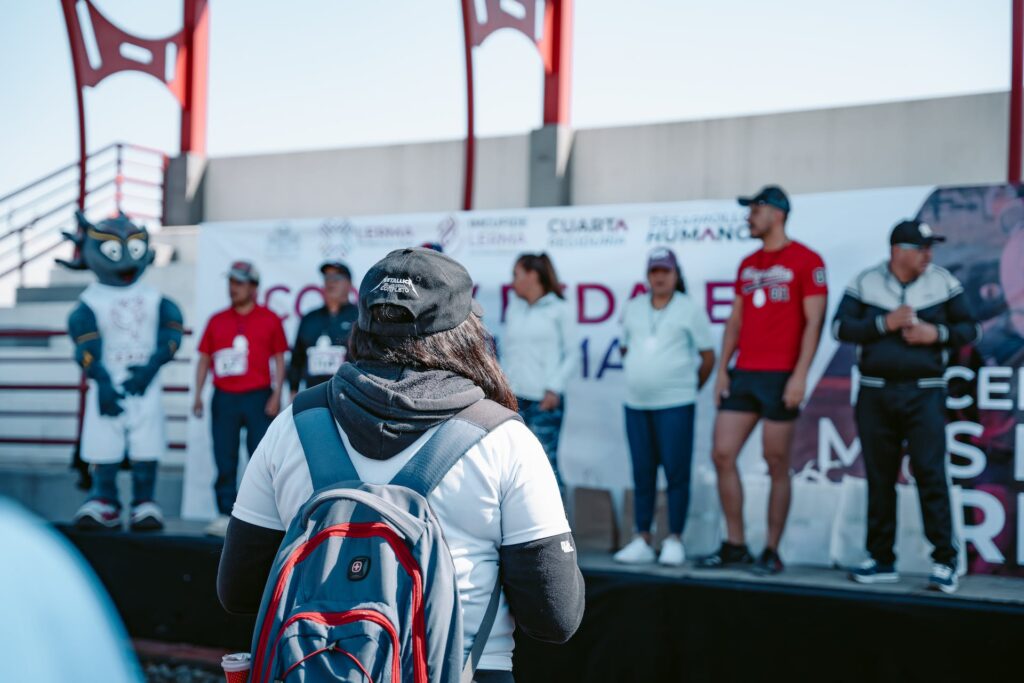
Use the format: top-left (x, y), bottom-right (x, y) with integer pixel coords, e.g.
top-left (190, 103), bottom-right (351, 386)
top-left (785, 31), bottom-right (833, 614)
top-left (0, 146), bottom-right (202, 520)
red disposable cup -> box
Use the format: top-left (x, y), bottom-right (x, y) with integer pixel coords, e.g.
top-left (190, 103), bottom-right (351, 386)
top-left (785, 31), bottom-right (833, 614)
top-left (221, 652), bottom-right (251, 683)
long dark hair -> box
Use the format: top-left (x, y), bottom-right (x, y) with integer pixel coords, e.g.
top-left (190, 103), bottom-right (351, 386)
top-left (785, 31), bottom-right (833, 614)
top-left (673, 264), bottom-right (687, 294)
top-left (348, 305), bottom-right (517, 411)
top-left (515, 253), bottom-right (564, 299)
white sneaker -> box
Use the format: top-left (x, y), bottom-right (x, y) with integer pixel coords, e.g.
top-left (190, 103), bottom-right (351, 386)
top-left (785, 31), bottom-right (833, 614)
top-left (658, 536), bottom-right (686, 566)
top-left (613, 536), bottom-right (656, 564)
top-left (205, 514), bottom-right (231, 537)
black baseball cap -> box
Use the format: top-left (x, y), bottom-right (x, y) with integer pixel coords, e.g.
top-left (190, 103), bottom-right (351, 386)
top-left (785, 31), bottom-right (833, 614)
top-left (357, 247), bottom-right (482, 337)
top-left (889, 219), bottom-right (946, 247)
top-left (738, 185), bottom-right (790, 213)
top-left (319, 260), bottom-right (352, 280)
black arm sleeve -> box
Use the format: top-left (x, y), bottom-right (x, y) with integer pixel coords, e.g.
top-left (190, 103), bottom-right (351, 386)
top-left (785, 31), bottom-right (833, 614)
top-left (832, 292), bottom-right (888, 344)
top-left (499, 532), bottom-right (585, 644)
top-left (217, 516), bottom-right (285, 615)
top-left (288, 317), bottom-right (309, 394)
top-left (938, 291), bottom-right (981, 348)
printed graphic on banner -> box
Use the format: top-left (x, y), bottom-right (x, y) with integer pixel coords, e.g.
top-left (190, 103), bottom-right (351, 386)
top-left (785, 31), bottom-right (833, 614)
top-left (191, 189), bottom-right (1024, 571)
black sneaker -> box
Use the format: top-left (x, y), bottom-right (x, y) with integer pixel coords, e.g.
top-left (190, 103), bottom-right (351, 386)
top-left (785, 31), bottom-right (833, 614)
top-left (750, 548), bottom-right (784, 575)
top-left (849, 559), bottom-right (899, 584)
top-left (696, 542), bottom-right (754, 568)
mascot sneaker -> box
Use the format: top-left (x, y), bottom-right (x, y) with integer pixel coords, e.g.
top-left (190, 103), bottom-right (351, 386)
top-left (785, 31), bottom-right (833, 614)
top-left (73, 499), bottom-right (121, 530)
top-left (129, 501), bottom-right (164, 532)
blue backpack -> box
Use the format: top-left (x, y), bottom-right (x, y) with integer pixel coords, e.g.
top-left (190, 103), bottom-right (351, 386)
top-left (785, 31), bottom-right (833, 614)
top-left (248, 382), bottom-right (521, 683)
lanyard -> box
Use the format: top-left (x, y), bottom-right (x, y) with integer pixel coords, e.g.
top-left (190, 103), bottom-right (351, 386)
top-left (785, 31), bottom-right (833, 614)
top-left (649, 297), bottom-right (671, 336)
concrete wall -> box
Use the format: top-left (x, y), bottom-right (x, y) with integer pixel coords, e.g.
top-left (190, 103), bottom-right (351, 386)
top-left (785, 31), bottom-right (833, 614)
top-left (570, 92), bottom-right (1009, 205)
top-left (188, 92), bottom-right (1010, 223)
top-left (203, 135), bottom-right (530, 221)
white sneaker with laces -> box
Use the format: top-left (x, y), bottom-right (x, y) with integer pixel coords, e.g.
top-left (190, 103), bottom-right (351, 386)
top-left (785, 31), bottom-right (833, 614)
top-left (205, 514), bottom-right (231, 538)
top-left (613, 536), bottom-right (657, 564)
top-left (658, 536), bottom-right (686, 566)
top-left (927, 562), bottom-right (959, 594)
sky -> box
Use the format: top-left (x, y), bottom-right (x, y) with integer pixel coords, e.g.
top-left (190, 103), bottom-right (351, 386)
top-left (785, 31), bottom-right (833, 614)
top-left (0, 0), bottom-right (1012, 198)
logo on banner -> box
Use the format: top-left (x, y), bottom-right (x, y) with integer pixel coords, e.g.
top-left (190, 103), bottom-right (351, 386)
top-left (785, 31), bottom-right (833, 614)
top-left (547, 217), bottom-right (629, 248)
top-left (441, 215), bottom-right (528, 255)
top-left (647, 212), bottom-right (752, 243)
top-left (437, 215), bottom-right (459, 252)
top-left (266, 223), bottom-right (301, 259)
top-left (319, 219), bottom-right (356, 260)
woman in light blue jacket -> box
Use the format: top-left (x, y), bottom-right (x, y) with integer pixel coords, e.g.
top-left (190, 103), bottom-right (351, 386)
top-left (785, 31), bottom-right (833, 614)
top-left (502, 253), bottom-right (579, 486)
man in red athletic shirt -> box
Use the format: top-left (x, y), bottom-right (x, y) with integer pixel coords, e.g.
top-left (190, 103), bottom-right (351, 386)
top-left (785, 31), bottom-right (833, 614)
top-left (697, 186), bottom-right (828, 574)
top-left (193, 261), bottom-right (288, 537)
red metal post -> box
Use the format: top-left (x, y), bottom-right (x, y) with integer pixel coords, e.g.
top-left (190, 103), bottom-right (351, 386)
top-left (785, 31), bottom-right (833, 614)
top-left (541, 0), bottom-right (573, 126)
top-left (459, 0), bottom-right (574, 210)
top-left (179, 0), bottom-right (210, 155)
top-left (61, 0), bottom-right (210, 204)
top-left (59, 0), bottom-right (89, 210)
top-left (1011, 0), bottom-right (1023, 183)
top-left (460, 0), bottom-right (476, 211)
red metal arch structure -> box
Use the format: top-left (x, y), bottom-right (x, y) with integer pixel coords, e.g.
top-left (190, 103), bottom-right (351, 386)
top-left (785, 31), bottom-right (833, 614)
top-left (460, 0), bottom-right (573, 209)
top-left (60, 0), bottom-right (209, 211)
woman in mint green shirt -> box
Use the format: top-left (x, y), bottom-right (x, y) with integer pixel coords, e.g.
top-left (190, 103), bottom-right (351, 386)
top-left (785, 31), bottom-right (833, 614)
top-left (613, 248), bottom-right (715, 566)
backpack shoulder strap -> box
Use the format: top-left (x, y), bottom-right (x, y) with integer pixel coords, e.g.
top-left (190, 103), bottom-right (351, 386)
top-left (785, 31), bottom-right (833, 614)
top-left (292, 382), bottom-right (360, 489)
top-left (389, 399), bottom-right (520, 681)
top-left (389, 399), bottom-right (521, 497)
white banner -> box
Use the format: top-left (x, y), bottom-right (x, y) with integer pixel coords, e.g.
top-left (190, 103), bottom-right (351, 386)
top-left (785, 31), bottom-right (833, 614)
top-left (182, 186), bottom-right (935, 528)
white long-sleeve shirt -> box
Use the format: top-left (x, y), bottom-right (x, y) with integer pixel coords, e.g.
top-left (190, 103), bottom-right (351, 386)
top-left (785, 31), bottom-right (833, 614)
top-left (500, 292), bottom-right (579, 400)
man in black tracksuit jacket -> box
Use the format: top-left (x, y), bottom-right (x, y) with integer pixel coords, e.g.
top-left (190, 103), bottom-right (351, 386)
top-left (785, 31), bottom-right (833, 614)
top-left (833, 220), bottom-right (981, 593)
top-left (288, 261), bottom-right (359, 397)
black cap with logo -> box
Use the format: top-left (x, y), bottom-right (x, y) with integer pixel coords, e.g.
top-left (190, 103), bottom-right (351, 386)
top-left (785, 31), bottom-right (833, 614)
top-left (357, 248), bottom-right (483, 337)
top-left (889, 219), bottom-right (946, 247)
top-left (319, 260), bottom-right (352, 280)
top-left (738, 185), bottom-right (791, 214)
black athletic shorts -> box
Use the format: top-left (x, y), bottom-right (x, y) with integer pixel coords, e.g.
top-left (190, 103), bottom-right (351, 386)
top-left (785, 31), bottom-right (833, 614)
top-left (719, 369), bottom-right (799, 421)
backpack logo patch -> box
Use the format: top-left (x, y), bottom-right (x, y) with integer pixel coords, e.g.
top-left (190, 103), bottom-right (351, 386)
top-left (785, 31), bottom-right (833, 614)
top-left (348, 556), bottom-right (370, 581)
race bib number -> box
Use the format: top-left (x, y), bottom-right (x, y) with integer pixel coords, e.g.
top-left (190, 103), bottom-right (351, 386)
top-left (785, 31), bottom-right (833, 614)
top-left (308, 335), bottom-right (346, 376)
top-left (213, 335), bottom-right (249, 378)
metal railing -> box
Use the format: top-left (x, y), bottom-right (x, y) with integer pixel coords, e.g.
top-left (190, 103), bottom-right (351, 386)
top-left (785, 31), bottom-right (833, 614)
top-left (0, 329), bottom-right (191, 452)
top-left (0, 142), bottom-right (168, 286)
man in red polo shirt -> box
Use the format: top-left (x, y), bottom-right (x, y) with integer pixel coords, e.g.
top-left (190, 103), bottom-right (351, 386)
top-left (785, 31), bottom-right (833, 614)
top-left (193, 261), bottom-right (287, 536)
top-left (697, 186), bottom-right (828, 574)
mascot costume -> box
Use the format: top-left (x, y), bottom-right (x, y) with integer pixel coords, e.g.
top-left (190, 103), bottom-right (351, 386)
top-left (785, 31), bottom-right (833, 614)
top-left (59, 212), bottom-right (184, 531)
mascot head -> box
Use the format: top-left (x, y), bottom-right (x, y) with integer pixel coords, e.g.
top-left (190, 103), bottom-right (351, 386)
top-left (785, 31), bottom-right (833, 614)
top-left (57, 211), bottom-right (155, 287)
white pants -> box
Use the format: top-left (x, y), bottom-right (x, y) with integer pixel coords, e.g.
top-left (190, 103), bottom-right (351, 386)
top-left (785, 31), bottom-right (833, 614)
top-left (80, 380), bottom-right (166, 464)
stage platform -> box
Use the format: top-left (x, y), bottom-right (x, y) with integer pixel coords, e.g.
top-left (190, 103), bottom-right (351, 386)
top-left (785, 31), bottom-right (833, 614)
top-left (59, 523), bottom-right (1024, 682)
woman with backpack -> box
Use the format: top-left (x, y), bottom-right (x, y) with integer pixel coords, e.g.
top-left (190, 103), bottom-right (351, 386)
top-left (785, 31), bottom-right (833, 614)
top-left (217, 247), bottom-right (584, 683)
top-left (500, 253), bottom-right (579, 487)
top-left (613, 248), bottom-right (716, 567)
